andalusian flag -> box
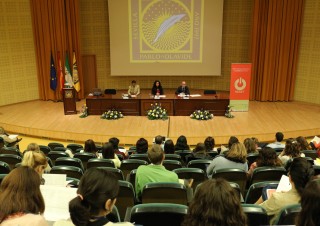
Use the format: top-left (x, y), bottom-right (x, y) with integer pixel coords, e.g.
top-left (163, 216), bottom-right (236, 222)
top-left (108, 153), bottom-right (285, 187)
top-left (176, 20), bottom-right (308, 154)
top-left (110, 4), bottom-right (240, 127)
top-left (64, 54), bottom-right (74, 87)
top-left (50, 52), bottom-right (57, 91)
top-left (72, 51), bottom-right (80, 92)
top-left (57, 51), bottom-right (64, 92)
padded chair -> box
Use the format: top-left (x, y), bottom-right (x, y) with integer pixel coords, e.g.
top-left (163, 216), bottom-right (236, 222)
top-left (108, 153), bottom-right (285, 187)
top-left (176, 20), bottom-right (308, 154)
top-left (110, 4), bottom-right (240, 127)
top-left (273, 204), bottom-right (301, 225)
top-left (104, 89), bottom-right (116, 94)
top-left (48, 142), bottom-right (64, 151)
top-left (0, 147), bottom-right (21, 157)
top-left (39, 145), bottom-right (51, 156)
top-left (245, 181), bottom-right (279, 204)
top-left (273, 148), bottom-right (284, 153)
top-left (128, 169), bottom-right (137, 190)
top-left (203, 89), bottom-right (216, 94)
top-left (87, 158), bottom-right (116, 169)
top-left (47, 151), bottom-right (70, 165)
top-left (98, 167), bottom-right (124, 180)
top-left (142, 182), bottom-right (188, 205)
top-left (173, 168), bottom-right (207, 191)
top-left (0, 161), bottom-right (11, 174)
top-left (187, 159), bottom-right (212, 173)
top-left (165, 154), bottom-right (182, 162)
top-left (303, 156), bottom-right (314, 165)
top-left (46, 157), bottom-right (54, 168)
top-left (313, 165), bottom-right (320, 176)
top-left (55, 157), bottom-right (84, 172)
top-left (0, 154), bottom-right (22, 170)
top-left (53, 147), bottom-right (68, 152)
top-left (129, 154), bottom-right (150, 163)
top-left (241, 204), bottom-right (269, 226)
top-left (249, 166), bottom-right (286, 186)
top-left (174, 150), bottom-right (192, 163)
top-left (66, 144), bottom-right (83, 154)
top-left (302, 150), bottom-right (318, 160)
top-left (0, 174), bottom-right (7, 185)
top-left (246, 152), bottom-right (259, 168)
top-left (129, 203), bottom-right (188, 226)
top-left (211, 168), bottom-right (248, 196)
top-left (116, 154), bottom-right (124, 161)
top-left (50, 166), bottom-right (83, 180)
top-left (66, 177), bottom-right (80, 188)
top-left (129, 146), bottom-right (136, 151)
top-left (207, 151), bottom-right (219, 158)
top-left (117, 180), bottom-right (135, 221)
top-left (120, 159), bottom-right (148, 179)
top-left (73, 152), bottom-right (97, 170)
top-left (163, 160), bottom-right (182, 171)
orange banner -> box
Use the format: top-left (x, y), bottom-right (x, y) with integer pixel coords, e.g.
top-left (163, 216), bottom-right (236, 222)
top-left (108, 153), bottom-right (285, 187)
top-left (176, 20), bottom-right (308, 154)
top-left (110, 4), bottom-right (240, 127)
top-left (230, 63), bottom-right (251, 100)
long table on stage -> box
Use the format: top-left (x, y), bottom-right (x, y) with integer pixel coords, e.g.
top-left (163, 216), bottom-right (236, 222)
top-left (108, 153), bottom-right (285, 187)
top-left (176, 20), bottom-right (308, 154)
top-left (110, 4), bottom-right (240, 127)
top-left (86, 91), bottom-right (230, 116)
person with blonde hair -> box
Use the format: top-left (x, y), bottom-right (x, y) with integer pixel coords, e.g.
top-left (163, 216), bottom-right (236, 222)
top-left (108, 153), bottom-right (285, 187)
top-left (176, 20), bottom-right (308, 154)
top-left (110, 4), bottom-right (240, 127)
top-left (26, 142), bottom-right (40, 152)
top-left (207, 142), bottom-right (248, 178)
top-left (22, 151), bottom-right (48, 181)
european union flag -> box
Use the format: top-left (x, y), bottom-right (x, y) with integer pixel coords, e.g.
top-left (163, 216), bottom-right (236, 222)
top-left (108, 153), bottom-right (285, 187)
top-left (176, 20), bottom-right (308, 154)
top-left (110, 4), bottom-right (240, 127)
top-left (50, 52), bottom-right (57, 91)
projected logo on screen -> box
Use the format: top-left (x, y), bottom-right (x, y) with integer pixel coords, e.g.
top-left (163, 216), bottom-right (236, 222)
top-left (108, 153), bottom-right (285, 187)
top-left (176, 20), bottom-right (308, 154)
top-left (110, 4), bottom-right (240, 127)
top-left (129, 0), bottom-right (203, 63)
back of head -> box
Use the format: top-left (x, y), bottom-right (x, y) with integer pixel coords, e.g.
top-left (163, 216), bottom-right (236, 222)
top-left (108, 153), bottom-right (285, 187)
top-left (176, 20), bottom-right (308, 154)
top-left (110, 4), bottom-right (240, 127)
top-left (296, 136), bottom-right (310, 150)
top-left (175, 135), bottom-right (189, 150)
top-left (204, 136), bottom-right (215, 151)
top-left (243, 138), bottom-right (256, 154)
top-left (69, 168), bottom-right (119, 226)
top-left (257, 147), bottom-right (282, 167)
top-left (228, 136), bottom-right (239, 149)
top-left (21, 151), bottom-right (48, 173)
top-left (296, 180), bottom-right (320, 226)
top-left (226, 142), bottom-right (247, 163)
top-left (284, 139), bottom-right (300, 157)
top-left (136, 138), bottom-right (148, 154)
top-left (102, 142), bottom-right (115, 159)
top-left (109, 137), bottom-right (119, 149)
top-left (288, 157), bottom-right (314, 196)
top-left (0, 166), bottom-right (45, 222)
top-left (84, 139), bottom-right (97, 154)
top-left (276, 132), bottom-right (284, 142)
top-left (193, 143), bottom-right (206, 154)
top-left (154, 135), bottom-right (163, 145)
top-left (26, 143), bottom-right (40, 152)
top-left (164, 139), bottom-right (175, 154)
top-left (182, 178), bottom-right (246, 226)
top-left (148, 144), bottom-right (164, 165)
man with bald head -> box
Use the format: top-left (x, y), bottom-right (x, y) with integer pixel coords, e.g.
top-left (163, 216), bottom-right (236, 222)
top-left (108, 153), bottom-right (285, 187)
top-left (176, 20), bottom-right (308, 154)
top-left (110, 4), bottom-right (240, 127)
top-left (175, 81), bottom-right (190, 95)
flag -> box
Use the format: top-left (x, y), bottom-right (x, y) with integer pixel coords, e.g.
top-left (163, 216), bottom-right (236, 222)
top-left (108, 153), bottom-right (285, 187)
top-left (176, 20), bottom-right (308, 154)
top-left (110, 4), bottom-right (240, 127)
top-left (72, 51), bottom-right (80, 92)
top-left (57, 51), bottom-right (64, 92)
top-left (64, 53), bottom-right (74, 87)
top-left (50, 52), bottom-right (57, 91)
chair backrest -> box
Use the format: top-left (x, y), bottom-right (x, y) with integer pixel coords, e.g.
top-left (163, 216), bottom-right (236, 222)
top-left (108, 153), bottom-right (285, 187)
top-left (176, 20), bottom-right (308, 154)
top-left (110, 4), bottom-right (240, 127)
top-left (117, 180), bottom-right (135, 221)
top-left (50, 166), bottom-right (83, 180)
top-left (47, 151), bottom-right (70, 165)
top-left (104, 89), bottom-right (116, 94)
top-left (301, 150), bottom-right (318, 160)
top-left (46, 157), bottom-right (54, 168)
top-left (53, 147), bottom-right (68, 152)
top-left (207, 151), bottom-right (219, 158)
top-left (0, 174), bottom-right (8, 185)
top-left (187, 159), bottom-right (212, 173)
top-left (0, 147), bottom-right (21, 157)
top-left (245, 181), bottom-right (279, 204)
top-left (73, 152), bottom-right (97, 169)
top-left (174, 150), bottom-right (192, 163)
top-left (130, 203), bottom-right (188, 226)
top-left (0, 161), bottom-right (11, 174)
top-left (246, 152), bottom-right (259, 168)
top-left (39, 145), bottom-right (51, 156)
top-left (120, 159), bottom-right (148, 179)
top-left (303, 156), bottom-right (314, 165)
top-left (241, 204), bottom-right (269, 226)
top-left (106, 205), bottom-right (120, 222)
top-left (66, 144), bottom-right (83, 154)
top-left (162, 160), bottom-right (182, 171)
top-left (87, 158), bottom-right (115, 169)
top-left (203, 89), bottom-right (216, 94)
top-left (0, 154), bottom-right (22, 170)
top-left (313, 165), bottom-right (320, 176)
top-left (129, 154), bottom-right (150, 163)
top-left (48, 142), bottom-right (64, 150)
top-left (165, 154), bottom-right (182, 162)
top-left (250, 166), bottom-right (286, 185)
top-left (129, 169), bottom-right (137, 189)
top-left (273, 204), bottom-right (301, 225)
top-left (173, 168), bottom-right (207, 190)
top-left (211, 168), bottom-right (247, 196)
top-left (129, 146), bottom-right (136, 151)
top-left (55, 157), bottom-right (84, 171)
top-left (97, 167), bottom-right (124, 180)
top-left (142, 182), bottom-right (188, 205)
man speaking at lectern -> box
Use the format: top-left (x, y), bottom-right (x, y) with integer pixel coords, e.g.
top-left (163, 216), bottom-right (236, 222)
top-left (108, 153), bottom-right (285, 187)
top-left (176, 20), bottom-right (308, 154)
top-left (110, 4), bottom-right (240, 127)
top-left (175, 81), bottom-right (190, 95)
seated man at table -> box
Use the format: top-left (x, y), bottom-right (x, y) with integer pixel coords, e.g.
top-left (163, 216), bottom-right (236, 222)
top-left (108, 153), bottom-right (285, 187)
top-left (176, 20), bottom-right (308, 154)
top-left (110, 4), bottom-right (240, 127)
top-left (135, 144), bottom-right (179, 198)
top-left (175, 81), bottom-right (190, 95)
top-left (128, 80), bottom-right (140, 96)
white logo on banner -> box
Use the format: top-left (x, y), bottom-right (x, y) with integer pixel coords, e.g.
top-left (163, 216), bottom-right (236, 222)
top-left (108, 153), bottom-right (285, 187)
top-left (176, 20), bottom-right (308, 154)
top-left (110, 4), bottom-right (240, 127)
top-left (234, 77), bottom-right (246, 91)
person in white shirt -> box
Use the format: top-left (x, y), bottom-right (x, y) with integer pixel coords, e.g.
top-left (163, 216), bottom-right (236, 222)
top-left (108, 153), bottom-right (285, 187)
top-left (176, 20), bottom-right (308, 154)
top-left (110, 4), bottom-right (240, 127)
top-left (267, 132), bottom-right (285, 149)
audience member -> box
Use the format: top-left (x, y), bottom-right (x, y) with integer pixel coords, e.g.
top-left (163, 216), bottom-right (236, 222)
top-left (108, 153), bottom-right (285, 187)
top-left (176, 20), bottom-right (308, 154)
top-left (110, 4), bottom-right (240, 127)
top-left (54, 168), bottom-right (133, 226)
top-left (0, 166), bottom-right (47, 226)
top-left (151, 80), bottom-right (163, 95)
top-left (83, 139), bottom-right (99, 157)
top-left (181, 178), bottom-right (247, 226)
top-left (296, 179), bottom-right (320, 226)
top-left (267, 132), bottom-right (285, 149)
top-left (136, 138), bottom-right (148, 154)
top-left (127, 80), bottom-right (140, 96)
top-left (248, 147), bottom-right (282, 177)
top-left (185, 142), bottom-right (212, 163)
top-left (204, 136), bottom-right (217, 152)
top-left (256, 157), bottom-right (314, 224)
top-left (220, 136), bottom-right (239, 154)
top-left (0, 127), bottom-right (22, 148)
top-left (243, 138), bottom-right (258, 154)
top-left (251, 137), bottom-right (262, 150)
top-left (21, 150), bottom-right (48, 183)
top-left (135, 144), bottom-right (179, 197)
top-left (174, 135), bottom-right (190, 151)
top-left (175, 81), bottom-right (190, 95)
top-left (109, 137), bottom-right (128, 159)
top-left (296, 136), bottom-right (312, 150)
top-left (101, 142), bottom-right (121, 168)
top-left (154, 135), bottom-right (164, 145)
top-left (207, 142), bottom-right (248, 178)
top-left (278, 139), bottom-right (304, 166)
top-left (164, 139), bottom-right (175, 154)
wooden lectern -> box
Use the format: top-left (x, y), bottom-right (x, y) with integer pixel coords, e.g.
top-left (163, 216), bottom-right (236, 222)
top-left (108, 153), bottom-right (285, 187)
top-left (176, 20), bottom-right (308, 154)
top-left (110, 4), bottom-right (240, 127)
top-left (63, 88), bottom-right (77, 115)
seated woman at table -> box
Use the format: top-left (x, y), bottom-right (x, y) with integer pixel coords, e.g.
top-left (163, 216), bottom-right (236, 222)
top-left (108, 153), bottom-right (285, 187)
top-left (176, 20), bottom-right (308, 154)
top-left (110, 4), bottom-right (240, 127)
top-left (0, 166), bottom-right (47, 226)
top-left (128, 80), bottom-right (140, 96)
top-left (151, 80), bottom-right (163, 95)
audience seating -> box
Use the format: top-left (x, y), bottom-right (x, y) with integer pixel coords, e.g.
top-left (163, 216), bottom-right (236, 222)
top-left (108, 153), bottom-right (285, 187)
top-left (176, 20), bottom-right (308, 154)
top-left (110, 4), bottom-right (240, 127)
top-left (73, 152), bottom-right (97, 170)
top-left (302, 150), bottom-right (318, 160)
top-left (117, 180), bottom-right (135, 221)
top-left (229, 182), bottom-right (242, 201)
top-left (207, 151), bottom-right (219, 158)
top-left (66, 144), bottom-right (83, 154)
top-left (164, 154), bottom-right (182, 162)
top-left (96, 145), bottom-right (102, 152)
top-left (313, 165), bottom-right (320, 176)
top-left (46, 157), bottom-right (54, 168)
top-left (106, 205), bottom-right (121, 222)
top-left (66, 177), bottom-right (80, 188)
top-left (87, 158), bottom-right (115, 169)
top-left (0, 147), bottom-right (21, 157)
top-left (174, 150), bottom-right (192, 163)
top-left (116, 154), bottom-right (124, 161)
top-left (0, 161), bottom-right (11, 174)
top-left (50, 165), bottom-right (83, 180)
top-left (187, 159), bottom-right (211, 173)
top-left (39, 145), bottom-right (51, 156)
top-left (273, 148), bottom-right (284, 153)
top-left (129, 154), bottom-right (150, 163)
top-left (0, 174), bottom-right (7, 184)
top-left (120, 159), bottom-right (148, 179)
top-left (141, 182), bottom-right (188, 205)
top-left (47, 151), bottom-right (70, 165)
top-left (249, 166), bottom-right (286, 185)
top-left (245, 181), bottom-right (279, 204)
top-left (55, 157), bottom-right (84, 172)
top-left (98, 167), bottom-right (124, 180)
top-left (128, 169), bottom-right (137, 190)
top-left (129, 146), bottom-right (136, 151)
top-left (241, 204), bottom-right (269, 226)
top-left (0, 154), bottom-right (22, 170)
top-left (162, 160), bottom-right (182, 171)
top-left (246, 152), bottom-right (259, 168)
top-left (53, 147), bottom-right (68, 152)
top-left (173, 168), bottom-right (207, 191)
top-left (48, 142), bottom-right (64, 150)
top-left (129, 203), bottom-right (188, 226)
top-left (273, 204), bottom-right (301, 225)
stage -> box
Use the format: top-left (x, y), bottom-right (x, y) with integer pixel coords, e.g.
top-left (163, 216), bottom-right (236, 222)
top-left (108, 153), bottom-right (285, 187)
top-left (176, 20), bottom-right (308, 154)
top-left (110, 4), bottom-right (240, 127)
top-left (0, 100), bottom-right (319, 146)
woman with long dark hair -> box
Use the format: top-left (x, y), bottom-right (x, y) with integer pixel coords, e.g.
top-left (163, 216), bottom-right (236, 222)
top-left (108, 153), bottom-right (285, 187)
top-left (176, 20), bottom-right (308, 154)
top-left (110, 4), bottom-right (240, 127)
top-left (151, 80), bottom-right (163, 95)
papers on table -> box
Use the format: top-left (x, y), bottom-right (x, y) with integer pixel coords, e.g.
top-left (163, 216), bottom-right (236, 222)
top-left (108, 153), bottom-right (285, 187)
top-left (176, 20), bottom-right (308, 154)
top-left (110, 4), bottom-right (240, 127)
top-left (276, 175), bottom-right (292, 192)
top-left (8, 134), bottom-right (18, 139)
top-left (190, 94), bottom-right (201, 97)
top-left (42, 174), bottom-right (67, 187)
